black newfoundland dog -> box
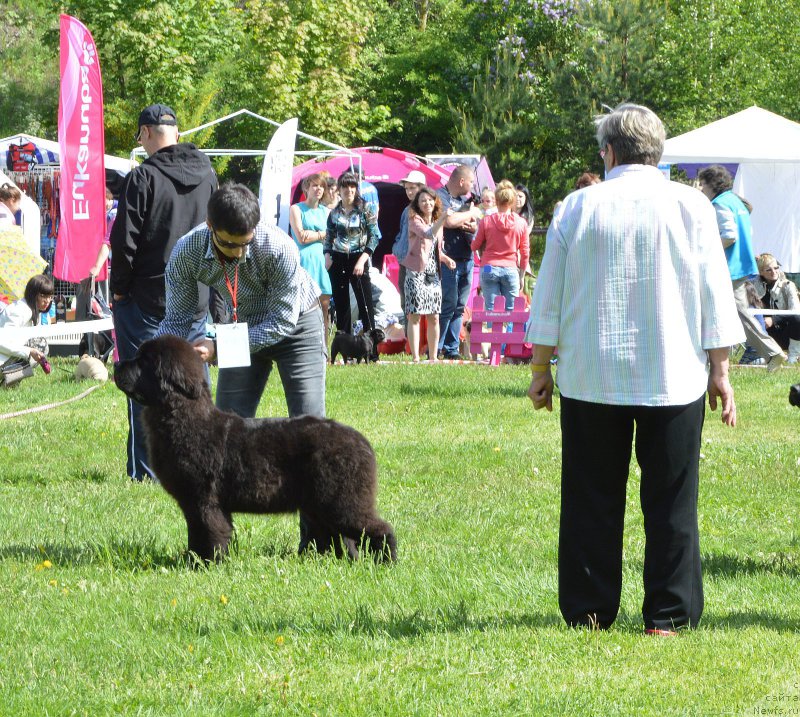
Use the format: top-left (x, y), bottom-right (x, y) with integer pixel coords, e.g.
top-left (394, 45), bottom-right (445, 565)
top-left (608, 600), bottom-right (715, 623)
top-left (114, 335), bottom-right (396, 563)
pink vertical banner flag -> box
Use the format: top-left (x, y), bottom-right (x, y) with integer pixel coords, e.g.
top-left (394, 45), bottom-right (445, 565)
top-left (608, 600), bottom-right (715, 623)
top-left (55, 14), bottom-right (106, 282)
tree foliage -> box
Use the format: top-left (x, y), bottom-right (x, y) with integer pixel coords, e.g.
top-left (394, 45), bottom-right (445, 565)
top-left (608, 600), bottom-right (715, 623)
top-left (4, 0), bottom-right (800, 216)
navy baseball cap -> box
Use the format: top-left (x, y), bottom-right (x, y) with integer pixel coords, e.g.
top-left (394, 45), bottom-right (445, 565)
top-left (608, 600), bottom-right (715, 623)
top-left (137, 104), bottom-right (177, 130)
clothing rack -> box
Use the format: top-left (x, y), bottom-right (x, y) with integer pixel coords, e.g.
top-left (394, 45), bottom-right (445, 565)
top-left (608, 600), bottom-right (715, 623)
top-left (9, 168), bottom-right (70, 297)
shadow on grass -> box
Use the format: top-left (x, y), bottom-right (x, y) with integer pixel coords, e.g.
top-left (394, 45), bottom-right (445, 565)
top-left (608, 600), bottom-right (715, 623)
top-left (228, 600), bottom-right (563, 639)
top-left (0, 468), bottom-right (111, 485)
top-left (703, 610), bottom-right (800, 632)
top-left (399, 383), bottom-right (526, 399)
top-left (702, 552), bottom-right (800, 579)
top-left (0, 540), bottom-right (184, 571)
top-left (0, 537), bottom-right (306, 571)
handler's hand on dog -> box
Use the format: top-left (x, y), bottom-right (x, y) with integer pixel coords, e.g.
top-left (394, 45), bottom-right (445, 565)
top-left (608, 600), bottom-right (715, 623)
top-left (528, 371), bottom-right (554, 412)
top-left (193, 338), bottom-right (215, 363)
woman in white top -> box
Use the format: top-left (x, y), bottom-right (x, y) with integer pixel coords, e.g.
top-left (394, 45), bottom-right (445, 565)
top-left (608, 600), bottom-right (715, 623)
top-left (0, 274), bottom-right (54, 368)
top-left (0, 183), bottom-right (22, 227)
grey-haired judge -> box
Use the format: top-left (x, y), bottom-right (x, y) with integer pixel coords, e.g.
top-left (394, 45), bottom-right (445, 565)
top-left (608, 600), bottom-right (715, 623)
top-left (526, 103), bottom-right (743, 634)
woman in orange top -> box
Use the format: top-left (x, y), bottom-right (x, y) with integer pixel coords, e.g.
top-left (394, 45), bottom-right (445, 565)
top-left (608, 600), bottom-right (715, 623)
top-left (471, 181), bottom-right (530, 312)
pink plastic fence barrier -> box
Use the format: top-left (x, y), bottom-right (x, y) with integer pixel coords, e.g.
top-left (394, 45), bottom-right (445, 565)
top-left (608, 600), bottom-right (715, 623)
top-left (382, 254), bottom-right (400, 291)
top-left (469, 295), bottom-right (531, 366)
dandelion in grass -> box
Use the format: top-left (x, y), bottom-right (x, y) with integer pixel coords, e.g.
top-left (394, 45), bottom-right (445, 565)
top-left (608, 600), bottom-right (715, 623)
top-left (48, 579), bottom-right (57, 587)
top-left (188, 644), bottom-right (194, 653)
top-left (35, 560), bottom-right (53, 571)
top-left (275, 636), bottom-right (285, 646)
top-left (494, 446), bottom-right (501, 452)
top-left (171, 598), bottom-right (177, 607)
top-left (219, 594), bottom-right (228, 605)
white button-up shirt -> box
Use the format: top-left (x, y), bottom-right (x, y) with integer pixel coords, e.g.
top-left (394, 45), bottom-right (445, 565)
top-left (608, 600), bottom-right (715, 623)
top-left (526, 164), bottom-right (744, 406)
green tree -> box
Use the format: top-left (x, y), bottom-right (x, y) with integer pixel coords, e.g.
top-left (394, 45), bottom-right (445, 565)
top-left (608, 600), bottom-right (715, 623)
top-left (218, 0), bottom-right (399, 153)
top-left (59, 0), bottom-right (238, 154)
top-left (0, 2), bottom-right (58, 139)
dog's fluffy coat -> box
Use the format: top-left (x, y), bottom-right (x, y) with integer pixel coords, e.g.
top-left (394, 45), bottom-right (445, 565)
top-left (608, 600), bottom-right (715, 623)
top-left (114, 335), bottom-right (396, 562)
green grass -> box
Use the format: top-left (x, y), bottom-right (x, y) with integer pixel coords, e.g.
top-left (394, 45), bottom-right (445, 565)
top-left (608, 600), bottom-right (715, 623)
top-left (0, 359), bottom-right (798, 715)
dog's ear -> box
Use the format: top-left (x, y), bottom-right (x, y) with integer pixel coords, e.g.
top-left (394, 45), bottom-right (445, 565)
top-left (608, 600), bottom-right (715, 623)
top-left (154, 340), bottom-right (208, 400)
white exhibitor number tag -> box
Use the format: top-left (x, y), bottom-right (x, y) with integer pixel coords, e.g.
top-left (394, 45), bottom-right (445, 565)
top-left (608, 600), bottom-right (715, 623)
top-left (215, 322), bottom-right (251, 368)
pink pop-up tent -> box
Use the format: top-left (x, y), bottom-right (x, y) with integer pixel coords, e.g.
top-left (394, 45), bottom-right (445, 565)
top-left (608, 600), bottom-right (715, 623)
top-left (291, 146), bottom-right (494, 269)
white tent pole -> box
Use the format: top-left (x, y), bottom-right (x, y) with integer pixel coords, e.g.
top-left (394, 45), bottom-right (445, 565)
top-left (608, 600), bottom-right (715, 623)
top-left (179, 109), bottom-right (279, 137)
top-left (177, 108), bottom-right (348, 153)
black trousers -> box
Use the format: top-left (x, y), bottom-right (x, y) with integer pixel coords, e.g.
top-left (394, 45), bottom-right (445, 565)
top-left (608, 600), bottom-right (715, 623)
top-left (328, 252), bottom-right (375, 334)
top-left (558, 395), bottom-right (705, 631)
top-left (767, 315), bottom-right (800, 349)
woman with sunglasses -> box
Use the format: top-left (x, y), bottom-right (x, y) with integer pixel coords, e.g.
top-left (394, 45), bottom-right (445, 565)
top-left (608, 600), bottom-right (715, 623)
top-left (323, 171), bottom-right (380, 335)
top-left (752, 253), bottom-right (800, 363)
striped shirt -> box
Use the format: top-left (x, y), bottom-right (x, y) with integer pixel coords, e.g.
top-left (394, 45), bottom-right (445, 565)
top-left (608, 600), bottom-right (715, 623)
top-left (526, 164), bottom-right (744, 406)
top-left (158, 222), bottom-right (320, 351)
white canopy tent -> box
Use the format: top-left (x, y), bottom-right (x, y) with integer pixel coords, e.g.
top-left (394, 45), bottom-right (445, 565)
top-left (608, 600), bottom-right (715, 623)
top-left (661, 106), bottom-right (800, 272)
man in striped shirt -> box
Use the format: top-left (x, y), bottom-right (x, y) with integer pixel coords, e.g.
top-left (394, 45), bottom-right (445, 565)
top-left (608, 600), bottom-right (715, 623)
top-left (526, 104), bottom-right (744, 635)
top-left (158, 183), bottom-right (328, 553)
top-left (159, 182), bottom-right (325, 419)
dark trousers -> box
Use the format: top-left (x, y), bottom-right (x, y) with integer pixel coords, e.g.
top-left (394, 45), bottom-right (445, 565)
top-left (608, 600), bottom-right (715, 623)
top-left (558, 395), bottom-right (705, 631)
top-left (113, 297), bottom-right (206, 481)
top-left (438, 257), bottom-right (474, 355)
top-left (215, 306), bottom-right (326, 419)
top-left (328, 252), bottom-right (375, 334)
top-left (767, 315), bottom-right (800, 349)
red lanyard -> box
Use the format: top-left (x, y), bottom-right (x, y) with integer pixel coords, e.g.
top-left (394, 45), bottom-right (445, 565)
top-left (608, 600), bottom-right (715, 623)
top-left (216, 253), bottom-right (239, 323)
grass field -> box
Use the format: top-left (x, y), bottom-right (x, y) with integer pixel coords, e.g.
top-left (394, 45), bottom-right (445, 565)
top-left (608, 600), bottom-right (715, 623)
top-left (0, 358), bottom-right (798, 716)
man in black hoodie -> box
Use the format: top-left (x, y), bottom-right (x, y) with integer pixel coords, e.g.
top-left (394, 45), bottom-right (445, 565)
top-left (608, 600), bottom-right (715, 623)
top-left (110, 103), bottom-right (217, 481)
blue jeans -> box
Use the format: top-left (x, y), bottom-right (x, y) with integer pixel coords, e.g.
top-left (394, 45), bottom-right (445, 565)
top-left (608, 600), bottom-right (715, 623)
top-left (216, 306), bottom-right (327, 419)
top-left (113, 297), bottom-right (207, 481)
top-left (479, 265), bottom-right (520, 313)
top-left (438, 257), bottom-right (474, 355)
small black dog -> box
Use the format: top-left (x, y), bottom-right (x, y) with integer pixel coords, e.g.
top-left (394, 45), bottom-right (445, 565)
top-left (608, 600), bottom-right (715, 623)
top-left (330, 328), bottom-right (386, 364)
top-left (789, 384), bottom-right (800, 407)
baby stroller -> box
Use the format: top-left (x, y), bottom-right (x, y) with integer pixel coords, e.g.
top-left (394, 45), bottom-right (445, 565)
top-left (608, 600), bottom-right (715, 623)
top-left (76, 277), bottom-right (114, 362)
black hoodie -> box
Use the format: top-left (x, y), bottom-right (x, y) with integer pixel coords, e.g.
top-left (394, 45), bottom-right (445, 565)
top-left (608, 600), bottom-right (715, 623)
top-left (110, 143), bottom-right (217, 318)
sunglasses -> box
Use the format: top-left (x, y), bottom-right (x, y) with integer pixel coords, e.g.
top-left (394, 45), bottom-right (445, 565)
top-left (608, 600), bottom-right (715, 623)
top-left (211, 229), bottom-right (254, 250)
